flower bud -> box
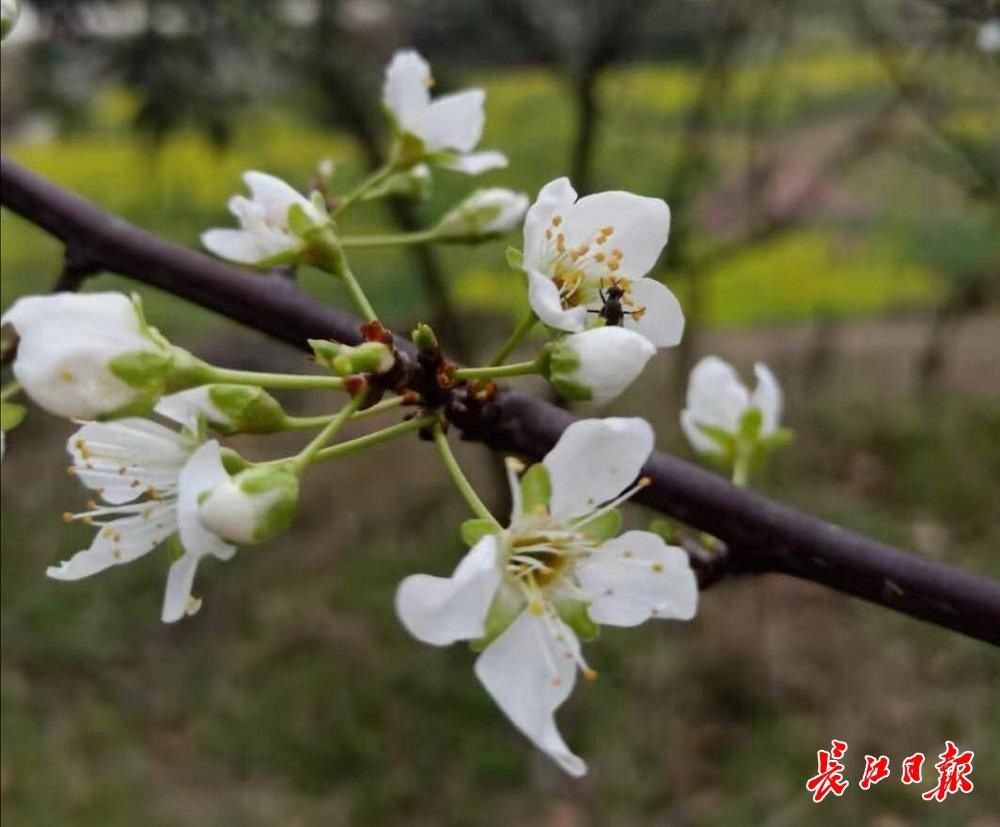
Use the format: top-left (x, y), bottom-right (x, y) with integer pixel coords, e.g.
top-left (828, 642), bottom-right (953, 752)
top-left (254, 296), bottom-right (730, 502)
top-left (363, 164), bottom-right (433, 201)
top-left (437, 188), bottom-right (529, 239)
top-left (544, 326), bottom-right (656, 404)
top-left (2, 292), bottom-right (178, 419)
top-left (411, 322), bottom-right (439, 354)
top-left (155, 385), bottom-right (287, 434)
top-left (310, 339), bottom-right (393, 376)
top-left (197, 464), bottom-right (299, 545)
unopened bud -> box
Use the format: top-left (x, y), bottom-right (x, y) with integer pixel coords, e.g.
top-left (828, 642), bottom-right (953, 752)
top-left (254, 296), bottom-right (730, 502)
top-left (411, 323), bottom-right (439, 354)
top-left (437, 188), bottom-right (529, 239)
top-left (198, 464), bottom-right (299, 545)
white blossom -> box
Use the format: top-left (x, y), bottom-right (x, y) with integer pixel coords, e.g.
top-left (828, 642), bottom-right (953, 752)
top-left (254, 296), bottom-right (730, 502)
top-left (977, 19), bottom-right (1000, 54)
top-left (2, 292), bottom-right (174, 419)
top-left (546, 326), bottom-right (656, 404)
top-left (680, 356), bottom-right (782, 458)
top-left (395, 417), bottom-right (698, 775)
top-left (521, 177), bottom-right (684, 348)
top-left (48, 417), bottom-right (236, 622)
top-left (382, 50), bottom-right (507, 175)
top-left (437, 188), bottom-right (529, 238)
top-left (202, 171), bottom-right (328, 265)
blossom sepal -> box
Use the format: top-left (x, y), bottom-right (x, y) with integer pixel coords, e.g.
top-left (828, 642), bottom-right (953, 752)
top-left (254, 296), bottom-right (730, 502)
top-left (460, 517), bottom-right (498, 547)
top-left (197, 462), bottom-right (300, 545)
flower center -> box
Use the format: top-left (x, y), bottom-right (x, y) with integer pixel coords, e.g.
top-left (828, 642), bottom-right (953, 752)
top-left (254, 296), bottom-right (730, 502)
top-left (542, 216), bottom-right (631, 311)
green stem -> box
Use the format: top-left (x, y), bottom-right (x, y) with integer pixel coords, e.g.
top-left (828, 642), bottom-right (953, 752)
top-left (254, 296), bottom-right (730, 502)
top-left (333, 164), bottom-right (395, 217)
top-left (283, 395), bottom-right (405, 430)
top-left (1, 380), bottom-right (21, 402)
top-left (454, 359), bottom-right (541, 381)
top-left (732, 444), bottom-right (752, 488)
top-left (432, 421), bottom-right (500, 526)
top-left (312, 416), bottom-right (435, 464)
top-left (201, 366), bottom-right (345, 391)
top-left (489, 310), bottom-right (538, 367)
top-left (340, 228), bottom-right (440, 249)
top-left (291, 394), bottom-right (364, 474)
top-left (314, 229), bottom-right (378, 322)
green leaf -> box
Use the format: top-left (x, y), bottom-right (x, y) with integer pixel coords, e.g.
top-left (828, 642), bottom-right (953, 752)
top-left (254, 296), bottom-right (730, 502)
top-left (739, 408), bottom-right (763, 441)
top-left (695, 422), bottom-right (736, 453)
top-left (163, 534), bottom-right (185, 563)
top-left (460, 518), bottom-right (498, 547)
top-left (505, 246), bottom-right (524, 271)
top-left (287, 202), bottom-right (315, 236)
top-left (0, 401), bottom-right (26, 432)
top-left (555, 599), bottom-right (599, 642)
top-left (108, 350), bottom-right (172, 391)
top-left (470, 587), bottom-right (523, 652)
top-left (578, 508), bottom-right (622, 542)
top-left (519, 463), bottom-right (551, 515)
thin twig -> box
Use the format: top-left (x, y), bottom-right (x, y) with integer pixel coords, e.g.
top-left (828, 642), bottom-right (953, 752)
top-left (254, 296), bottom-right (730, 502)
top-left (2, 154), bottom-right (998, 645)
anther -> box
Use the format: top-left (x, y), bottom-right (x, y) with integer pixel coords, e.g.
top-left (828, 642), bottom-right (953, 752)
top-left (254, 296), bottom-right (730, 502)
top-left (601, 225), bottom-right (614, 236)
top-left (62, 512), bottom-right (74, 523)
top-left (552, 215), bottom-right (562, 227)
top-left (652, 562), bottom-right (664, 573)
top-left (584, 668), bottom-right (599, 682)
top-left (528, 601), bottom-right (545, 616)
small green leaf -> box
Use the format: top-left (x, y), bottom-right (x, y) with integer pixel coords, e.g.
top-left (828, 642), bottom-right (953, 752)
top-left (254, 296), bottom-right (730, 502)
top-left (519, 463), bottom-right (551, 515)
top-left (695, 422), bottom-right (736, 452)
top-left (648, 517), bottom-right (680, 544)
top-left (578, 508), bottom-right (622, 542)
top-left (739, 408), bottom-right (763, 441)
top-left (287, 202), bottom-right (314, 236)
top-left (505, 246), bottom-right (524, 271)
top-left (470, 587), bottom-right (522, 652)
top-left (108, 350), bottom-right (172, 391)
top-left (555, 599), bottom-right (599, 642)
top-left (0, 401), bottom-right (27, 432)
top-left (460, 518), bottom-right (498, 547)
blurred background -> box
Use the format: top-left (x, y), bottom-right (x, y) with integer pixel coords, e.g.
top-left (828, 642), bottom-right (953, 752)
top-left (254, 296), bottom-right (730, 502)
top-left (1, 0), bottom-right (999, 824)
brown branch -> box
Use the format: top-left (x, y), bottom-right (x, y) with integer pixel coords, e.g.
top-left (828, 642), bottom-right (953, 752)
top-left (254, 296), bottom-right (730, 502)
top-left (2, 153), bottom-right (998, 646)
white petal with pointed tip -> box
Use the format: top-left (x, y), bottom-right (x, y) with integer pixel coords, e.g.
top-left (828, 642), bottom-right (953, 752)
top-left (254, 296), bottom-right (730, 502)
top-left (475, 610), bottom-right (586, 777)
top-left (421, 89), bottom-right (485, 152)
top-left (543, 417), bottom-right (654, 520)
top-left (382, 49), bottom-right (432, 133)
top-left (523, 177), bottom-right (578, 272)
top-left (620, 277), bottom-right (685, 347)
top-left (751, 362), bottom-right (782, 435)
top-left (440, 150), bottom-right (509, 175)
top-left (395, 535), bottom-right (501, 646)
top-left (527, 269), bottom-right (587, 333)
top-left (578, 530), bottom-right (698, 626)
top-left (562, 191), bottom-right (670, 278)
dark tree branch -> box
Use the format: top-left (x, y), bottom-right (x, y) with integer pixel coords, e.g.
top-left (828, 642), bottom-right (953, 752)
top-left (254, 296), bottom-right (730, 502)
top-left (2, 154), bottom-right (998, 646)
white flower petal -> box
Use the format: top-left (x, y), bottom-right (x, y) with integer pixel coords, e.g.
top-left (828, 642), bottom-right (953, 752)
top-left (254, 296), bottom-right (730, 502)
top-left (46, 502), bottom-right (177, 581)
top-left (161, 551), bottom-right (200, 623)
top-left (69, 418), bottom-right (189, 504)
top-left (680, 410), bottom-right (720, 456)
top-left (620, 278), bottom-right (685, 347)
top-left (559, 327), bottom-right (656, 404)
top-left (474, 610), bottom-right (586, 777)
top-left (420, 89), bottom-right (485, 153)
top-left (395, 535), bottom-right (501, 646)
top-left (528, 269), bottom-right (587, 332)
top-left (177, 440), bottom-right (236, 562)
top-left (563, 191), bottom-right (670, 278)
top-left (578, 530), bottom-right (698, 626)
top-left (751, 362), bottom-right (782, 435)
top-left (243, 170), bottom-right (315, 218)
top-left (201, 229), bottom-right (270, 265)
top-left (543, 417), bottom-right (654, 520)
top-left (523, 177), bottom-right (578, 272)
top-left (2, 292), bottom-right (138, 333)
top-left (440, 150), bottom-right (509, 175)
top-left (683, 356), bottom-right (749, 440)
top-left (155, 387), bottom-right (231, 432)
top-left (383, 49), bottom-right (432, 134)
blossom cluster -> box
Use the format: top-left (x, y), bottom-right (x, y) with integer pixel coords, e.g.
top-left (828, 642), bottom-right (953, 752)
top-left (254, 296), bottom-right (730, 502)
top-left (0, 49), bottom-right (790, 776)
